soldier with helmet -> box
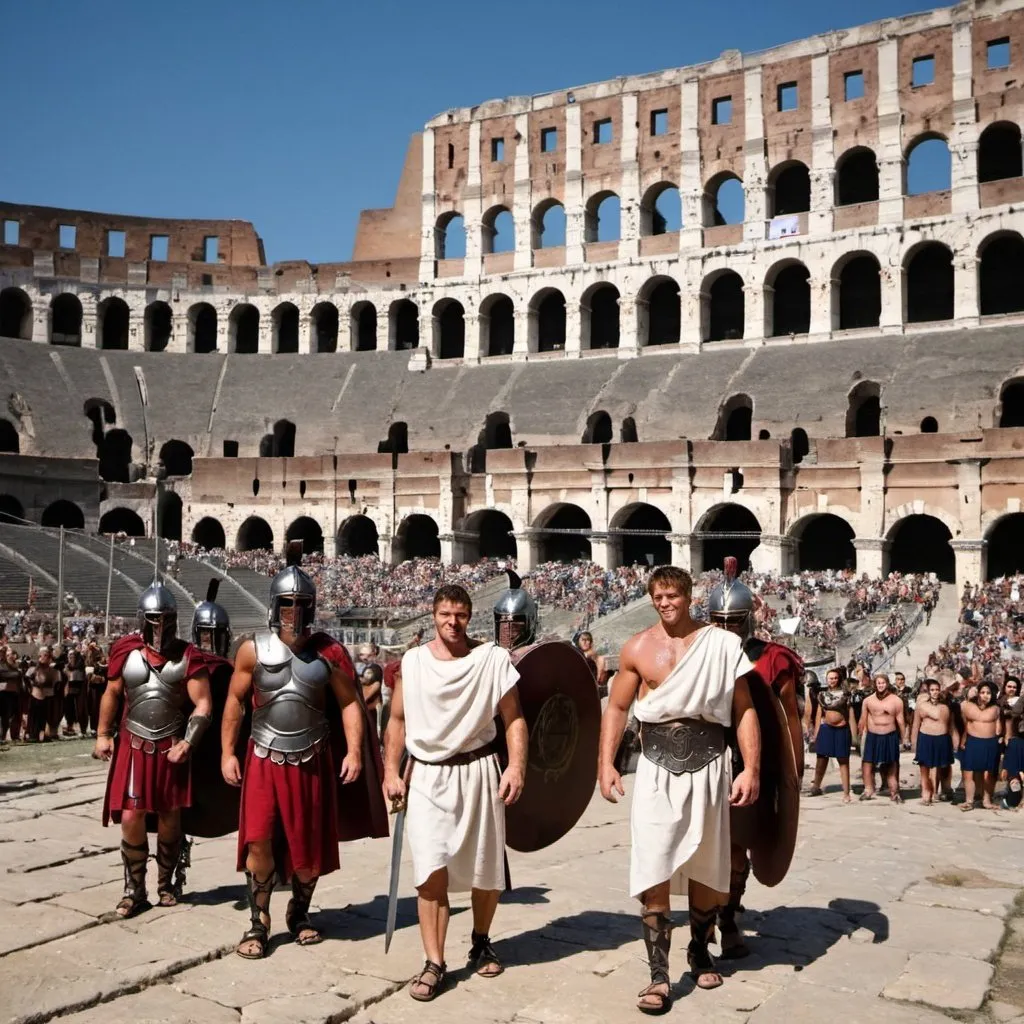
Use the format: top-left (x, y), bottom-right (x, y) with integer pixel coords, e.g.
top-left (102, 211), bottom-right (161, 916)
top-left (706, 558), bottom-right (804, 960)
top-left (221, 545), bottom-right (386, 960)
top-left (95, 582), bottom-right (214, 918)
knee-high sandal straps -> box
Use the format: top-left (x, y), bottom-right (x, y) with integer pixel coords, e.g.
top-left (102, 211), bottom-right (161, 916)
top-left (156, 836), bottom-right (183, 905)
top-left (638, 911), bottom-right (674, 1015)
top-left (116, 839), bottom-right (150, 918)
top-left (286, 876), bottom-right (322, 945)
top-left (237, 870), bottom-right (275, 960)
top-left (687, 904), bottom-right (723, 989)
top-left (719, 857), bottom-right (752, 958)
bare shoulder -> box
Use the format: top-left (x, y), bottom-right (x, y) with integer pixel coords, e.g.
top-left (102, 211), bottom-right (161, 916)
top-left (619, 629), bottom-right (651, 665)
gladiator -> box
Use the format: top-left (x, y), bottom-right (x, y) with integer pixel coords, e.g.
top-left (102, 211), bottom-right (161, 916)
top-left (858, 674), bottom-right (905, 802)
top-left (809, 669), bottom-right (853, 802)
top-left (910, 678), bottom-right (956, 805)
top-left (707, 559), bottom-right (804, 960)
top-left (599, 565), bottom-right (761, 1015)
top-left (0, 646), bottom-right (24, 742)
top-left (1001, 684), bottom-right (1023, 809)
top-left (222, 551), bottom-right (386, 959)
top-left (959, 680), bottom-right (1002, 811)
top-left (95, 584), bottom-right (213, 917)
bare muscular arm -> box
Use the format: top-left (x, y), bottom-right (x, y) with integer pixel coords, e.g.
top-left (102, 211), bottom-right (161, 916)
top-left (167, 669), bottom-right (212, 764)
top-left (221, 640), bottom-right (256, 785)
top-left (92, 674), bottom-right (123, 760)
top-left (599, 635), bottom-right (643, 802)
top-left (382, 670), bottom-right (406, 803)
top-left (497, 687), bottom-right (527, 806)
top-left (731, 675), bottom-right (761, 806)
top-left (910, 703), bottom-right (923, 750)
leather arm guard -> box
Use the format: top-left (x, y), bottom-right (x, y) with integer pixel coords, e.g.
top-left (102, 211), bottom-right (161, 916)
top-left (183, 713), bottom-right (212, 747)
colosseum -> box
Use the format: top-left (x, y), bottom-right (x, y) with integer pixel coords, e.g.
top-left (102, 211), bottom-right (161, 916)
top-left (2, 0), bottom-right (1024, 586)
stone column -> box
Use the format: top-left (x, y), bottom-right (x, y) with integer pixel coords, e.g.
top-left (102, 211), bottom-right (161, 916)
top-left (80, 299), bottom-right (98, 349)
top-left (853, 537), bottom-right (889, 577)
top-left (32, 300), bottom-right (50, 343)
top-left (215, 309), bottom-right (229, 353)
top-left (512, 309), bottom-right (529, 359)
top-left (127, 301), bottom-right (145, 352)
top-left (463, 312), bottom-right (482, 364)
top-left (809, 53), bottom-right (835, 236)
top-left (257, 313), bottom-right (273, 354)
top-left (170, 311), bottom-right (188, 353)
top-left (589, 534), bottom-right (614, 571)
top-left (374, 309), bottom-right (388, 353)
top-left (513, 112), bottom-right (534, 271)
top-left (744, 282), bottom-right (766, 343)
top-left (299, 311), bottom-right (315, 355)
top-left (809, 273), bottom-right (833, 336)
top-left (750, 534), bottom-right (788, 574)
top-left (668, 533), bottom-right (692, 571)
top-left (419, 129), bottom-right (437, 282)
top-left (618, 94), bottom-right (640, 260)
top-left (618, 295), bottom-right (639, 358)
top-left (954, 254), bottom-right (980, 323)
top-left (419, 311), bottom-right (437, 357)
top-left (514, 533), bottom-right (537, 573)
top-left (564, 104), bottom-right (585, 265)
top-left (876, 39), bottom-right (905, 225)
top-left (951, 539), bottom-right (985, 587)
top-left (950, 14), bottom-right (980, 215)
top-left (564, 300), bottom-right (582, 357)
top-left (679, 80), bottom-right (703, 250)
top-left (743, 67), bottom-right (768, 242)
top-left (463, 121), bottom-right (484, 279)
top-left (879, 262), bottom-right (904, 331)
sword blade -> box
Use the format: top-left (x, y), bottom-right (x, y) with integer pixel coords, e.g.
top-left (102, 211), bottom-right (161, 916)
top-left (384, 807), bottom-right (404, 953)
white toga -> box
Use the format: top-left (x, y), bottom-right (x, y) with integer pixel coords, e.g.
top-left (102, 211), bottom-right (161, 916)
top-left (629, 626), bottom-right (754, 899)
top-left (402, 642), bottom-right (520, 892)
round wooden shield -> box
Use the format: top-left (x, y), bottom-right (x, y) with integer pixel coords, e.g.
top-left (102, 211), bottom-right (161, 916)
top-left (504, 641), bottom-right (601, 853)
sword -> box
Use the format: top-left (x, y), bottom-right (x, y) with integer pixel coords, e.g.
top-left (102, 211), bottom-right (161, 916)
top-left (384, 755), bottom-right (413, 953)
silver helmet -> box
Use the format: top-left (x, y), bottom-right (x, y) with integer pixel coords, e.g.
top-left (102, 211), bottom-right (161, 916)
top-left (191, 579), bottom-right (231, 657)
top-left (493, 571), bottom-right (538, 651)
top-left (707, 556), bottom-right (756, 639)
top-left (138, 582), bottom-right (178, 653)
top-left (269, 542), bottom-right (316, 638)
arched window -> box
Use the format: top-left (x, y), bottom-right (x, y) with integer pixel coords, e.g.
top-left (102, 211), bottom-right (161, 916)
top-left (273, 302), bottom-right (299, 354)
top-left (704, 270), bottom-right (745, 341)
top-left (0, 495), bottom-right (24, 524)
top-left (920, 416), bottom-right (938, 433)
top-left (482, 206), bottom-right (514, 254)
top-left (190, 303), bottom-right (217, 354)
top-left (641, 278), bottom-right (680, 346)
top-left (705, 174), bottom-right (745, 225)
top-left (50, 294), bottom-right (82, 345)
top-left (286, 516), bottom-right (324, 554)
top-left (390, 299), bottom-right (419, 350)
top-left (159, 439), bottom-right (194, 477)
top-left (99, 428), bottom-right (133, 482)
top-left (99, 298), bottom-right (130, 350)
top-left (790, 428), bottom-right (810, 464)
top-left (0, 418), bottom-right (19, 453)
top-left (0, 287), bottom-right (32, 340)
top-left (229, 304), bottom-right (259, 354)
top-left (769, 162), bottom-right (811, 216)
top-left (481, 294), bottom-right (514, 357)
top-left (98, 507), bottom-right (145, 536)
top-left (585, 192), bottom-right (621, 242)
top-left (159, 491), bottom-right (182, 541)
top-left (767, 262), bottom-right (810, 336)
top-left (906, 243), bottom-right (954, 322)
top-left (272, 419), bottom-right (295, 458)
top-left (978, 122), bottom-right (1022, 183)
top-left (529, 289), bottom-right (566, 352)
top-left (377, 421), bottom-right (409, 456)
top-left (237, 516), bottom-right (274, 552)
top-left (312, 302), bottom-right (339, 353)
top-left (846, 381), bottom-right (881, 437)
top-left (583, 411), bottom-right (613, 444)
top-left (145, 301), bottom-right (172, 352)
top-left (640, 183), bottom-right (682, 236)
top-left (835, 148), bottom-right (879, 205)
top-left (191, 517), bottom-right (226, 549)
top-left (394, 514), bottom-right (441, 561)
top-left (434, 299), bottom-right (465, 360)
top-left (435, 212), bottom-right (466, 260)
top-left (351, 301), bottom-right (377, 352)
top-left (836, 253), bottom-right (881, 329)
top-left (582, 284), bottom-right (619, 349)
top-left (998, 380), bottom-right (1024, 428)
top-left (41, 500), bottom-right (84, 529)
top-left (715, 395), bottom-right (753, 441)
top-left (531, 200), bottom-right (566, 249)
top-left (979, 233), bottom-right (1024, 315)
top-left (905, 135), bottom-right (951, 195)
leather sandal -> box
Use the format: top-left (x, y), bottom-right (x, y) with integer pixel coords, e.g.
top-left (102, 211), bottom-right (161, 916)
top-left (286, 877), bottom-right (323, 946)
top-left (410, 960), bottom-right (446, 1001)
top-left (638, 912), bottom-right (673, 1015)
top-left (115, 839), bottom-right (151, 919)
top-left (468, 931), bottom-right (503, 977)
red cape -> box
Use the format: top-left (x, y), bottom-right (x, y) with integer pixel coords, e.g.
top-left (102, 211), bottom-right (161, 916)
top-left (107, 633), bottom-right (208, 682)
top-left (750, 640), bottom-right (804, 694)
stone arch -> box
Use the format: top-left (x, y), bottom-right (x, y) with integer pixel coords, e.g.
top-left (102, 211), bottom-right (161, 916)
top-left (836, 147), bottom-right (879, 205)
top-left (696, 503), bottom-right (762, 573)
top-left (481, 205), bottom-right (514, 254)
top-left (50, 294), bottom-right (82, 345)
top-left (229, 303), bottom-right (259, 354)
top-left (189, 302), bottom-right (217, 354)
top-left (99, 428), bottom-right (133, 482)
top-left (41, 500), bottom-right (84, 529)
top-left (311, 301), bottom-right (339, 353)
top-left (905, 134), bottom-right (952, 195)
top-left (159, 439), bottom-right (193, 477)
top-left (833, 251), bottom-right (881, 330)
top-left (394, 514), bottom-right (440, 561)
top-left (433, 298), bottom-right (465, 360)
top-left (986, 513), bottom-right (1024, 578)
top-left (0, 494), bottom-right (24, 524)
top-left (191, 516), bottom-right (226, 550)
top-left (978, 231), bottom-right (1024, 315)
top-left (846, 380), bottom-right (881, 437)
top-left (480, 293), bottom-right (515, 357)
top-left (704, 172), bottom-right (745, 225)
top-left (260, 419), bottom-right (295, 458)
top-left (640, 182), bottom-right (682, 235)
top-left (765, 260), bottom-right (810, 337)
top-left (272, 301), bottom-right (299, 354)
top-left (338, 515), bottom-right (379, 557)
top-left (887, 514), bottom-right (954, 582)
top-left (702, 269), bottom-right (745, 342)
top-left (582, 410), bottom-right (613, 444)
top-left (977, 121), bottom-right (1022, 183)
top-left (99, 507), bottom-right (146, 537)
top-left (462, 508), bottom-right (517, 560)
top-left (98, 297), bottom-right (130, 350)
top-left (790, 427), bottom-right (810, 464)
top-left (389, 299), bottom-right (419, 350)
top-left (921, 415), bottom-right (939, 433)
top-left (144, 301), bottom-right (172, 352)
top-left (351, 300), bottom-right (377, 352)
top-left (789, 513), bottom-right (856, 571)
top-left (158, 491), bottom-right (182, 541)
top-left (285, 515), bottom-right (324, 554)
top-left (528, 288), bottom-right (566, 352)
top-left (905, 242), bottom-right (954, 322)
top-left (584, 191), bottom-right (621, 242)
top-left (531, 198), bottom-right (566, 249)
top-left (714, 394), bottom-right (753, 441)
top-left (534, 503), bottom-right (592, 563)
top-left (0, 417), bottom-right (19, 453)
top-left (611, 502), bottom-right (671, 568)
top-left (768, 160), bottom-right (811, 216)
top-left (581, 282), bottom-right (619, 350)
top-left (0, 287), bottom-right (32, 340)
top-left (237, 515), bottom-right (274, 552)
top-left (997, 378), bottom-right (1024, 427)
top-left (639, 276), bottom-right (680, 346)
top-left (435, 211), bottom-right (466, 260)
top-left (621, 417), bottom-right (639, 443)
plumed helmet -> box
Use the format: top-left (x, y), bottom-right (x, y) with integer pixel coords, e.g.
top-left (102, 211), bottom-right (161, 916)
top-left (707, 556), bottom-right (756, 639)
top-left (493, 571), bottom-right (538, 651)
top-left (191, 579), bottom-right (232, 657)
top-left (269, 542), bottom-right (317, 637)
top-left (138, 582), bottom-right (178, 653)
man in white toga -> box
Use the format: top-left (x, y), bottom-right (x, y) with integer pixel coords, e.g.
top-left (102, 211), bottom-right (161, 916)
top-left (599, 565), bottom-right (761, 1015)
top-left (384, 584), bottom-right (527, 1002)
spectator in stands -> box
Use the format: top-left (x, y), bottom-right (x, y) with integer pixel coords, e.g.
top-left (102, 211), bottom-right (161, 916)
top-left (27, 647), bottom-right (60, 742)
top-left (0, 646), bottom-right (24, 742)
top-left (354, 642), bottom-right (382, 679)
top-left (63, 647), bottom-right (87, 737)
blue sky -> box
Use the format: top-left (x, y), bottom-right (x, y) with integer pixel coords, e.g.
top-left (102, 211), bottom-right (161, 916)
top-left (1, 0), bottom-right (948, 264)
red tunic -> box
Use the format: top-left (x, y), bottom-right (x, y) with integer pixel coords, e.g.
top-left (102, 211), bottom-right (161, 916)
top-left (236, 632), bottom-right (388, 879)
top-left (102, 635), bottom-right (208, 825)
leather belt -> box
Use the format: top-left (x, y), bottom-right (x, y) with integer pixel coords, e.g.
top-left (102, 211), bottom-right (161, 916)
top-left (437, 740), bottom-right (499, 767)
top-left (639, 719), bottom-right (725, 775)
top-left (129, 733), bottom-right (177, 755)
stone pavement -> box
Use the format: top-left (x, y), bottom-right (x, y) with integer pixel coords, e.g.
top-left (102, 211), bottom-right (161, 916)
top-left (0, 753), bottom-right (1021, 1024)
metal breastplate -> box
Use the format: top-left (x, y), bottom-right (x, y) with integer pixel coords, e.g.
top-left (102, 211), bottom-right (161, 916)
top-left (639, 719), bottom-right (726, 775)
top-left (123, 648), bottom-right (188, 741)
top-left (251, 631), bottom-right (331, 756)
top-left (820, 689), bottom-right (849, 714)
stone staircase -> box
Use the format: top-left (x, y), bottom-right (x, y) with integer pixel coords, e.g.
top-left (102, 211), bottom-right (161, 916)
top-left (889, 588), bottom-right (960, 679)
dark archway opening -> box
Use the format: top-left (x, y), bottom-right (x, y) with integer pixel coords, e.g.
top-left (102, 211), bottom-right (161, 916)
top-left (836, 149), bottom-right (879, 205)
top-left (0, 418), bottom-right (19, 453)
top-left (338, 515), bottom-right (379, 557)
top-left (231, 305), bottom-right (259, 354)
top-left (484, 412), bottom-right (513, 450)
top-left (466, 509), bottom-right (517, 560)
top-left (987, 514), bottom-right (1024, 578)
top-left (51, 294), bottom-right (82, 345)
top-left (0, 495), bottom-right (25, 524)
top-left (770, 264), bottom-right (810, 336)
top-left (980, 235), bottom-right (1024, 315)
top-left (145, 302), bottom-right (172, 352)
top-left (726, 405), bottom-right (752, 441)
top-left (237, 516), bottom-right (274, 552)
top-left (354, 303), bottom-right (377, 352)
top-left (645, 280), bottom-right (680, 346)
top-left (847, 383), bottom-right (881, 438)
top-left (100, 299), bottom-right (130, 350)
top-left (999, 381), bottom-right (1024, 427)
top-left (707, 272), bottom-right (745, 341)
top-left (978, 122), bottom-right (1023, 183)
top-left (192, 517), bottom-right (226, 550)
top-left (538, 505), bottom-right (592, 563)
top-left (42, 500), bottom-right (84, 529)
top-left (312, 303), bottom-right (339, 353)
top-left (791, 428), bottom-right (810, 464)
top-left (888, 515), bottom-right (954, 582)
top-left (583, 411), bottom-right (613, 444)
top-left (395, 515), bottom-right (440, 561)
top-left (286, 516), bottom-right (324, 554)
top-left (616, 504), bottom-right (671, 567)
top-left (771, 163), bottom-right (811, 215)
top-left (906, 245), bottom-right (954, 322)
top-left (192, 304), bottom-right (217, 354)
top-left (159, 439), bottom-right (194, 477)
top-left (83, 398), bottom-right (115, 454)
top-left (275, 303), bottom-right (299, 354)
top-left (838, 256), bottom-right (881, 329)
top-left (437, 301), bottom-right (465, 360)
top-left (485, 297), bottom-right (515, 356)
top-left (377, 422), bottom-right (409, 460)
top-left (265, 420), bottom-right (295, 458)
top-left (392, 300), bottom-right (419, 350)
top-left (99, 507), bottom-right (145, 537)
top-left (99, 429), bottom-right (133, 482)
top-left (159, 491), bottom-right (182, 541)
top-left (921, 416), bottom-right (939, 433)
top-left (535, 290), bottom-right (566, 352)
top-left (621, 417), bottom-right (639, 443)
top-left (795, 514), bottom-right (856, 570)
top-left (700, 505), bottom-right (761, 573)
top-left (0, 288), bottom-right (32, 340)
top-left (586, 286), bottom-right (620, 349)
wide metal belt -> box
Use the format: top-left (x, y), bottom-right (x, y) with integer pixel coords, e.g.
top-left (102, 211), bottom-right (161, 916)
top-left (639, 719), bottom-right (725, 775)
